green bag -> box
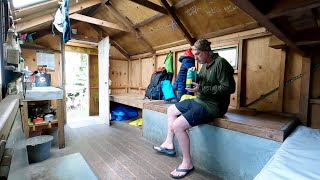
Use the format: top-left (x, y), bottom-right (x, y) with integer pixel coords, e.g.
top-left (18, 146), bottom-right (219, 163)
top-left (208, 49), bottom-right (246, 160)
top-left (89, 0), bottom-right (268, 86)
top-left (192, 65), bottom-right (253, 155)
top-left (164, 51), bottom-right (173, 73)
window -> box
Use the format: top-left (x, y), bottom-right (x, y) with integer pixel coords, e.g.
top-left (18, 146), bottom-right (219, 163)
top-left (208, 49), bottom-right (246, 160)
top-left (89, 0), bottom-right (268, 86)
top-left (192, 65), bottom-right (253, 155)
top-left (212, 46), bottom-right (238, 69)
top-left (12, 0), bottom-right (49, 9)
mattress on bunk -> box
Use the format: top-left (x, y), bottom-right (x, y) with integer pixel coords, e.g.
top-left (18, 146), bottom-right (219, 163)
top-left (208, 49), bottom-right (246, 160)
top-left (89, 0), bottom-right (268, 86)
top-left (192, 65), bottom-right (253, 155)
top-left (254, 125), bottom-right (320, 180)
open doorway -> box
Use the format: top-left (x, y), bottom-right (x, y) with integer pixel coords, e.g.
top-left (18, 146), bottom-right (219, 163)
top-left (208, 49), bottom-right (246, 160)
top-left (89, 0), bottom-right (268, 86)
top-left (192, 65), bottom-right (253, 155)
top-left (65, 51), bottom-right (104, 128)
top-left (65, 52), bottom-right (89, 120)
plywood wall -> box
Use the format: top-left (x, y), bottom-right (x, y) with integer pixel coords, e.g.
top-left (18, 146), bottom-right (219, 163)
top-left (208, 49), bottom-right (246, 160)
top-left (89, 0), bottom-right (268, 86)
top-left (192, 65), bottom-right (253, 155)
top-left (283, 50), bottom-right (302, 114)
top-left (22, 49), bottom-right (61, 87)
top-left (242, 37), bottom-right (282, 112)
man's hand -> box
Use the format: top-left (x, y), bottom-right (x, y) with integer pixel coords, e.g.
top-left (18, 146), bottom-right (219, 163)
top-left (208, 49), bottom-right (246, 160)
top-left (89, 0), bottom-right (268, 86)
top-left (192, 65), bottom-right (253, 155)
top-left (185, 82), bottom-right (199, 93)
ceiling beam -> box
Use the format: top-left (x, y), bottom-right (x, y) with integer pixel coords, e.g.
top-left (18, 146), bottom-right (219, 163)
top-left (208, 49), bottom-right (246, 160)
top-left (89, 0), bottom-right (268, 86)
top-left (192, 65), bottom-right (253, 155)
top-left (266, 2), bottom-right (320, 19)
top-left (128, 0), bottom-right (168, 15)
top-left (69, 13), bottom-right (130, 32)
top-left (16, 0), bottom-right (101, 32)
top-left (105, 2), bottom-right (155, 53)
top-left (230, 0), bottom-right (304, 55)
top-left (90, 24), bottom-right (130, 59)
top-left (159, 0), bottom-right (195, 45)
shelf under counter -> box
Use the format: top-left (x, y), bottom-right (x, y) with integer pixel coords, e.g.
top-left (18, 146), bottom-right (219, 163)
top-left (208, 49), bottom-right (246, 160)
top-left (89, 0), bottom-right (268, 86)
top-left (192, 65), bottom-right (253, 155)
top-left (29, 120), bottom-right (58, 132)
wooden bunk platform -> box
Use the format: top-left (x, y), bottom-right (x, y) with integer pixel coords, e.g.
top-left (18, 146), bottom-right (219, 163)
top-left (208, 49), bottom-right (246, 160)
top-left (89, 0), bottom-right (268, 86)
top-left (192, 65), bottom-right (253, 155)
top-left (110, 94), bottom-right (162, 109)
top-left (144, 101), bottom-right (298, 142)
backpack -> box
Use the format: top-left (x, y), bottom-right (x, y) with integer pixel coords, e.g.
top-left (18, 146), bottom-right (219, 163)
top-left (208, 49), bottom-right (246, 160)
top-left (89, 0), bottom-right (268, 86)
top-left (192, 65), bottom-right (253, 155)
top-left (145, 67), bottom-right (168, 100)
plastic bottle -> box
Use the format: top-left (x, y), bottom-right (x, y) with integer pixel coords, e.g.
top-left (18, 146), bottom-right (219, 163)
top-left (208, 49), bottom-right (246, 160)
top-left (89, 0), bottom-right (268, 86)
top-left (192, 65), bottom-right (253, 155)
top-left (3, 29), bottom-right (20, 66)
top-left (186, 69), bottom-right (197, 88)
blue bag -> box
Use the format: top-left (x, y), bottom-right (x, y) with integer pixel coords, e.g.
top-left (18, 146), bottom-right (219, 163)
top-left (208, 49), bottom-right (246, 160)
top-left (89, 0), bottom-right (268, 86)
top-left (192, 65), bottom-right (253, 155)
top-left (161, 80), bottom-right (176, 101)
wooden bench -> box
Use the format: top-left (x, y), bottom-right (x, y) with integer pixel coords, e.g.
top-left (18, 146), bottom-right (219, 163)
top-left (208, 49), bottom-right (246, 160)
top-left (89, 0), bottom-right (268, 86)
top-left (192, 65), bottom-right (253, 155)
top-left (143, 101), bottom-right (298, 180)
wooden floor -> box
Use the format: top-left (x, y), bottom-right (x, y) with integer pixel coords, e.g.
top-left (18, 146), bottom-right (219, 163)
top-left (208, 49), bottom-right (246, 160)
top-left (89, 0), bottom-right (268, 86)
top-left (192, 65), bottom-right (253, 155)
top-left (29, 120), bottom-right (219, 180)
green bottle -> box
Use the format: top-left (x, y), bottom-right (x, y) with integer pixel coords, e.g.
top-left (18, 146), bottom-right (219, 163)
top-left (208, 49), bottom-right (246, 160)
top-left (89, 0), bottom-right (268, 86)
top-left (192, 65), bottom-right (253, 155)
top-left (186, 69), bottom-right (197, 88)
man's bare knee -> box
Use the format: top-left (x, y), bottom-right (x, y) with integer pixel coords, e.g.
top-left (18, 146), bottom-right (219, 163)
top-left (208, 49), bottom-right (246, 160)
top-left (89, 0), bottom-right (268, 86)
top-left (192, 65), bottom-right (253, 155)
top-left (167, 105), bottom-right (180, 117)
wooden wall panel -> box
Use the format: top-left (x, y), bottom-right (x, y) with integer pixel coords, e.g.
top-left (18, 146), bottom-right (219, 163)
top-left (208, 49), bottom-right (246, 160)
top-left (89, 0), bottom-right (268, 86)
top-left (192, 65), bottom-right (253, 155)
top-left (141, 57), bottom-right (155, 88)
top-left (129, 60), bottom-right (141, 88)
top-left (156, 55), bottom-right (166, 69)
top-left (22, 49), bottom-right (60, 87)
top-left (89, 55), bottom-right (99, 115)
top-left (310, 104), bottom-right (320, 128)
top-left (243, 37), bottom-right (282, 111)
top-left (283, 49), bottom-right (302, 114)
top-left (310, 56), bottom-right (320, 99)
top-left (71, 22), bottom-right (99, 38)
top-left (109, 60), bottom-right (128, 88)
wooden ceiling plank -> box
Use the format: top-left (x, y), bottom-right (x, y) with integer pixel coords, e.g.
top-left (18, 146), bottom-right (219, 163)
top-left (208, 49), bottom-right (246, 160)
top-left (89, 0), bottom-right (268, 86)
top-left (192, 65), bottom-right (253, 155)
top-left (90, 24), bottom-right (130, 58)
top-left (159, 0), bottom-right (195, 45)
top-left (266, 2), bottom-right (320, 19)
top-left (133, 13), bottom-right (164, 29)
top-left (121, 0), bottom-right (196, 34)
top-left (198, 22), bottom-right (260, 40)
top-left (16, 0), bottom-right (102, 32)
top-left (230, 0), bottom-right (304, 55)
top-left (69, 13), bottom-right (129, 32)
top-left (110, 40), bottom-right (130, 59)
top-left (105, 2), bottom-right (155, 53)
top-left (127, 0), bottom-right (168, 15)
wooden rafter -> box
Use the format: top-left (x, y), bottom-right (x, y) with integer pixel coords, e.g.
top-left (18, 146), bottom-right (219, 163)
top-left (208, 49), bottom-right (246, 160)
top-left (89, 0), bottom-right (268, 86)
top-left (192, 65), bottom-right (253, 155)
top-left (128, 0), bottom-right (168, 15)
top-left (69, 13), bottom-right (130, 32)
top-left (105, 2), bottom-right (155, 53)
top-left (15, 0), bottom-right (101, 32)
top-left (159, 0), bottom-right (195, 45)
top-left (266, 2), bottom-right (320, 19)
top-left (90, 24), bottom-right (130, 59)
top-left (230, 0), bottom-right (304, 55)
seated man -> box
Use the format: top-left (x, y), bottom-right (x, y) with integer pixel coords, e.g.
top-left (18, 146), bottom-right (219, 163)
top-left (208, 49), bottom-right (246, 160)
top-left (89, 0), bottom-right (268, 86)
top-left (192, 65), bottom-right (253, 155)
top-left (153, 39), bottom-right (236, 179)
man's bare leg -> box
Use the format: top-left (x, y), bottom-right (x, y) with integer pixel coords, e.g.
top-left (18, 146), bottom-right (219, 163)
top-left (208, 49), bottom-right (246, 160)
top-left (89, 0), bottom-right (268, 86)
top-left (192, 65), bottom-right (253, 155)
top-left (170, 115), bottom-right (193, 177)
top-left (154, 105), bottom-right (181, 150)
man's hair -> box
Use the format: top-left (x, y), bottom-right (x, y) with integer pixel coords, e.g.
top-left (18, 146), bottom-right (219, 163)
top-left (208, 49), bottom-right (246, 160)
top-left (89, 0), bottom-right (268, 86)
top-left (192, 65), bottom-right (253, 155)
top-left (193, 39), bottom-right (211, 51)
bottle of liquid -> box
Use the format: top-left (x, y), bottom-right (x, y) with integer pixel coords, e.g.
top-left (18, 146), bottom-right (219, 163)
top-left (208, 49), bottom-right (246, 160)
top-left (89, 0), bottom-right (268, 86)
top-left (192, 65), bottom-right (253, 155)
top-left (3, 29), bottom-right (20, 67)
top-left (186, 69), bottom-right (197, 88)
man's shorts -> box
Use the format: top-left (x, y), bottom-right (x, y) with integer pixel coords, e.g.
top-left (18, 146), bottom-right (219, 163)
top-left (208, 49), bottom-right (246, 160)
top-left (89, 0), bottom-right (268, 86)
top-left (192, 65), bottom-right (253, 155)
top-left (175, 99), bottom-right (214, 127)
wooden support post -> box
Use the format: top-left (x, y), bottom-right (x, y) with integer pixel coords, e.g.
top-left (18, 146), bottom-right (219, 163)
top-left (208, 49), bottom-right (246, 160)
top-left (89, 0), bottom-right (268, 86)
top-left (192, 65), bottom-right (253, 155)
top-left (277, 49), bottom-right (286, 112)
top-left (236, 40), bottom-right (243, 109)
top-left (139, 58), bottom-right (142, 94)
top-left (299, 57), bottom-right (311, 126)
top-left (22, 101), bottom-right (29, 138)
top-left (127, 60), bottom-right (130, 93)
top-left (57, 99), bottom-right (65, 148)
top-left (60, 35), bottom-right (67, 124)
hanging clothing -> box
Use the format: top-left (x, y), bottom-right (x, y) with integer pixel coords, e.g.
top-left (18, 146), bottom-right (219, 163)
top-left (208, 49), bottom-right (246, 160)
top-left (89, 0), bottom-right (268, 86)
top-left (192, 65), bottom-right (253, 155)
top-left (62, 0), bottom-right (71, 43)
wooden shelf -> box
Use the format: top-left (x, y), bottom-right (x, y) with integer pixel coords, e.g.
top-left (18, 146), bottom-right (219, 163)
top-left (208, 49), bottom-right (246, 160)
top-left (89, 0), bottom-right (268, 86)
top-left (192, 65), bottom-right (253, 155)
top-left (29, 119), bottom-right (58, 131)
top-left (310, 98), bottom-right (320, 105)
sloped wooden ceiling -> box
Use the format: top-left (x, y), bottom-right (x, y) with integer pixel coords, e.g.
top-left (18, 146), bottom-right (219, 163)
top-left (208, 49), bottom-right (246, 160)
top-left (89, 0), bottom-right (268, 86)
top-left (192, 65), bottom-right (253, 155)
top-left (14, 0), bottom-right (258, 56)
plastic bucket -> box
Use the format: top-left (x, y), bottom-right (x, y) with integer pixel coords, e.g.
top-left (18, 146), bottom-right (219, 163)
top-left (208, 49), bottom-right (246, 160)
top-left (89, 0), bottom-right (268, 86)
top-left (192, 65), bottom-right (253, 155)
top-left (26, 135), bottom-right (54, 163)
